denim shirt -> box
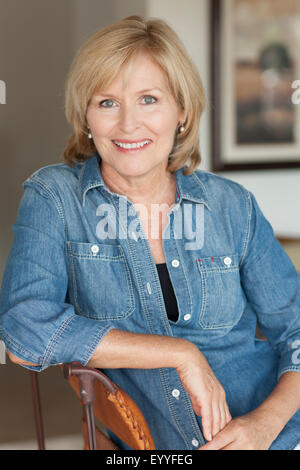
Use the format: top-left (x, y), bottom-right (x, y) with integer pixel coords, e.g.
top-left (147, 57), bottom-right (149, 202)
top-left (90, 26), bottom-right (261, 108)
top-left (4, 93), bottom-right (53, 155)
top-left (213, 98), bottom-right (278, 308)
top-left (0, 153), bottom-right (300, 450)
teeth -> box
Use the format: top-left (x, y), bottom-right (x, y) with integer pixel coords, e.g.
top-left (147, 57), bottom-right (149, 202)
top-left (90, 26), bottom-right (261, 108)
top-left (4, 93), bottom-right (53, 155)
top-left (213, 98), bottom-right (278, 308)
top-left (113, 140), bottom-right (151, 149)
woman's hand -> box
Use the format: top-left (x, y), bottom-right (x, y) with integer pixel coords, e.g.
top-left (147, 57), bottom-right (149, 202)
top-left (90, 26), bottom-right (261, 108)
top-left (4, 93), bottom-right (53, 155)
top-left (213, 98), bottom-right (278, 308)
top-left (176, 347), bottom-right (231, 442)
top-left (198, 409), bottom-right (279, 450)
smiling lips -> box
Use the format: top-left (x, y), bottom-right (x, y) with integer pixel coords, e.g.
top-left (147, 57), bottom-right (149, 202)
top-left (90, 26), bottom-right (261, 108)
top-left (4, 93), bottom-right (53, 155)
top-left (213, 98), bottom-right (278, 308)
top-left (112, 139), bottom-right (152, 152)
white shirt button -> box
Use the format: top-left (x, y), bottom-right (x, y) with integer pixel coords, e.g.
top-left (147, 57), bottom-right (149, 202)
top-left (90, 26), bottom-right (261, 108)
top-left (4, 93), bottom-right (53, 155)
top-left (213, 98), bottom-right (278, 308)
top-left (183, 314), bottom-right (191, 321)
top-left (192, 438), bottom-right (199, 447)
top-left (91, 244), bottom-right (99, 254)
top-left (224, 256), bottom-right (232, 266)
top-left (172, 389), bottom-right (180, 398)
top-left (171, 259), bottom-right (180, 268)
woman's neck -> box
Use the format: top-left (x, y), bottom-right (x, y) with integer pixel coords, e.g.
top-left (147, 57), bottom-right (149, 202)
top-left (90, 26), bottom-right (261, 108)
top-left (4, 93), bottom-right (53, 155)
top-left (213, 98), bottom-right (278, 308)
top-left (100, 162), bottom-right (176, 206)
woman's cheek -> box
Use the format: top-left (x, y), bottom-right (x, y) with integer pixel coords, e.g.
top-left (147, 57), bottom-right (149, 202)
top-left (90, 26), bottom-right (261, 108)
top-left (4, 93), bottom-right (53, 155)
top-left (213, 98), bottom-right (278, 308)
top-left (143, 109), bottom-right (176, 130)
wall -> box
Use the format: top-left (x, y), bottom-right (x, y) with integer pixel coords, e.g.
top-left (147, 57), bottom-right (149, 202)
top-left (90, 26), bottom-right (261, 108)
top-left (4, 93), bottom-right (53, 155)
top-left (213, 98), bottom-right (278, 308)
top-left (146, 0), bottom-right (211, 173)
top-left (0, 0), bottom-right (74, 279)
top-left (146, 0), bottom-right (300, 236)
top-left (72, 0), bottom-right (146, 51)
top-left (0, 1), bottom-right (148, 281)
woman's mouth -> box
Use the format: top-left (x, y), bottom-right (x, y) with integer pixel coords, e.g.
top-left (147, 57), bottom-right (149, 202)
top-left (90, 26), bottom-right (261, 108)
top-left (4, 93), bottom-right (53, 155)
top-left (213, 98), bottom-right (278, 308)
top-left (112, 139), bottom-right (152, 153)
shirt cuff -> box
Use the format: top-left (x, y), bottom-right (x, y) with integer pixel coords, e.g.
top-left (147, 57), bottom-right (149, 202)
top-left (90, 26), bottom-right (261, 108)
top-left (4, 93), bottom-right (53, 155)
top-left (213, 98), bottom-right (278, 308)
top-left (1, 316), bottom-right (115, 372)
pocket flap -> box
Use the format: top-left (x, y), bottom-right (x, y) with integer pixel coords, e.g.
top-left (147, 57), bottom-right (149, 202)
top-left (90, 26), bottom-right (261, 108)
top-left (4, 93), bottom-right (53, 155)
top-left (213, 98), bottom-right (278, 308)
top-left (196, 253), bottom-right (239, 271)
top-left (67, 241), bottom-right (124, 260)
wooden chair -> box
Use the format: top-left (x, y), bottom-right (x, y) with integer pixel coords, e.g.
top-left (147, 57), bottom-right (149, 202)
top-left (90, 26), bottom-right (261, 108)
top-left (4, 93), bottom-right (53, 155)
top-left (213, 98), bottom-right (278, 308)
top-left (30, 363), bottom-right (155, 450)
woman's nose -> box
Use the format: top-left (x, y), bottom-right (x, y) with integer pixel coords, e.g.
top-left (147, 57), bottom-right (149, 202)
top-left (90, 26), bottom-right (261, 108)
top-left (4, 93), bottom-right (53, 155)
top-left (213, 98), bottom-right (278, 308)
top-left (118, 104), bottom-right (139, 134)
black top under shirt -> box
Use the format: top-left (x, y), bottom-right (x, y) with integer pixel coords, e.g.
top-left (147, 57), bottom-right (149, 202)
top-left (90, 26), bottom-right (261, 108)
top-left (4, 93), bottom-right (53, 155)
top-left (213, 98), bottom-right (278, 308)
top-left (155, 263), bottom-right (179, 322)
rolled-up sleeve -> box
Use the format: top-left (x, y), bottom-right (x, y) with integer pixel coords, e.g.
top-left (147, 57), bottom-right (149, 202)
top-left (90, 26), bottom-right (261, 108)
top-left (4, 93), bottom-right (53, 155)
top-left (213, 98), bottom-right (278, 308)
top-left (0, 178), bottom-right (114, 371)
top-left (240, 190), bottom-right (300, 380)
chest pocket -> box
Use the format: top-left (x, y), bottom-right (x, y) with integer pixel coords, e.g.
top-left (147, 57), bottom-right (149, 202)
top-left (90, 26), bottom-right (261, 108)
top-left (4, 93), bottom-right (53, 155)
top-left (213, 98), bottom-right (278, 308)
top-left (196, 254), bottom-right (245, 329)
top-left (67, 241), bottom-right (135, 321)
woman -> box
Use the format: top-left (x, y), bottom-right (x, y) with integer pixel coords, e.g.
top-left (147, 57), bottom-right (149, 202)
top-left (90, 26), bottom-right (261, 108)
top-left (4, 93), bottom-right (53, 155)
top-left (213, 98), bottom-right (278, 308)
top-left (0, 16), bottom-right (300, 450)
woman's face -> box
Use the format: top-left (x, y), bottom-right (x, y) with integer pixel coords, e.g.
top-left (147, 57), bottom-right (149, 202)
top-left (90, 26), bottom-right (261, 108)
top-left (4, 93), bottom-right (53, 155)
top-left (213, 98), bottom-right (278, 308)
top-left (86, 53), bottom-right (184, 180)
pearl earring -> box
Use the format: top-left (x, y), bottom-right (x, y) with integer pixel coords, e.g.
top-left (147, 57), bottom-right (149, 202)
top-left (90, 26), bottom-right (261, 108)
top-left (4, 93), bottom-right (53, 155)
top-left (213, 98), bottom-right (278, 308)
top-left (179, 124), bottom-right (185, 133)
top-left (88, 131), bottom-right (92, 139)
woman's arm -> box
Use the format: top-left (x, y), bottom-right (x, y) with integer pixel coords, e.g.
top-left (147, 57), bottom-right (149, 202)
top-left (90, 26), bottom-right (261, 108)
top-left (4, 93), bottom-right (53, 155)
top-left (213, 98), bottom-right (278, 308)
top-left (200, 190), bottom-right (300, 450)
top-left (10, 327), bottom-right (231, 441)
top-left (88, 328), bottom-right (231, 442)
top-left (87, 328), bottom-right (192, 369)
top-left (9, 328), bottom-right (190, 368)
top-left (0, 180), bottom-right (114, 371)
top-left (7, 331), bottom-right (195, 368)
top-left (253, 371), bottom-right (300, 433)
top-left (9, 325), bottom-right (232, 442)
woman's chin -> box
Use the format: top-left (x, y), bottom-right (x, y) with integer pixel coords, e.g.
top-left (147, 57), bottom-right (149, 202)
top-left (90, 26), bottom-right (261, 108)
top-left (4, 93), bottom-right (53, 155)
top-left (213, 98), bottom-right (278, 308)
top-left (115, 162), bottom-right (157, 179)
top-left (101, 156), bottom-right (167, 181)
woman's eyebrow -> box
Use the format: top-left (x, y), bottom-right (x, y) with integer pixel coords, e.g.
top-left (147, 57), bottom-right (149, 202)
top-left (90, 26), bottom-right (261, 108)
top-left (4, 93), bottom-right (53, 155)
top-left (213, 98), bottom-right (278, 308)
top-left (95, 87), bottom-right (165, 98)
top-left (137, 87), bottom-right (165, 94)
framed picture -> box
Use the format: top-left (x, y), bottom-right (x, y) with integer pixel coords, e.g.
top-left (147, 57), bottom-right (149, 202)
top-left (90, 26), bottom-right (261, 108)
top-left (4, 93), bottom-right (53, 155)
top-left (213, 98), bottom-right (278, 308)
top-left (211, 0), bottom-right (300, 171)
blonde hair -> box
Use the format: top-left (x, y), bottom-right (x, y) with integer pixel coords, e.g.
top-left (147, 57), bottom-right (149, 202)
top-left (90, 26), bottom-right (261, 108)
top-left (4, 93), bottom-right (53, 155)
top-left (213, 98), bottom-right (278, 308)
top-left (63, 15), bottom-right (206, 175)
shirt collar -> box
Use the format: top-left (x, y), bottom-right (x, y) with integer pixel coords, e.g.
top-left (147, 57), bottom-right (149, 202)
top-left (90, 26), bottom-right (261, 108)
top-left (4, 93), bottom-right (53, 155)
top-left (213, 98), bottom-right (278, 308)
top-left (79, 153), bottom-right (105, 206)
top-left (174, 166), bottom-right (211, 210)
top-left (79, 152), bottom-right (211, 210)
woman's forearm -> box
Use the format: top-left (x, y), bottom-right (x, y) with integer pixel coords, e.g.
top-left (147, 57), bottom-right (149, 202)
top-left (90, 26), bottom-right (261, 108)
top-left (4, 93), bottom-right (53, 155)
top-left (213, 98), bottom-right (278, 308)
top-left (8, 328), bottom-right (197, 369)
top-left (87, 328), bottom-right (196, 369)
top-left (252, 371), bottom-right (300, 438)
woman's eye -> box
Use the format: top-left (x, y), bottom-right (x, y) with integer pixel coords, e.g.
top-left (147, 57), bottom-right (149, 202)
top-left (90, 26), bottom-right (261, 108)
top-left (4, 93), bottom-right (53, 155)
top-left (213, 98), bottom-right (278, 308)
top-left (99, 99), bottom-right (116, 108)
top-left (141, 95), bottom-right (157, 105)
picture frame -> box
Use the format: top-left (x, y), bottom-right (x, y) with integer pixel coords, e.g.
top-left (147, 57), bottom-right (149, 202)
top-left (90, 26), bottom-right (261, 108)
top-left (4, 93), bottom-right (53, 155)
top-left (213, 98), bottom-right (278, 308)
top-left (211, 0), bottom-right (300, 171)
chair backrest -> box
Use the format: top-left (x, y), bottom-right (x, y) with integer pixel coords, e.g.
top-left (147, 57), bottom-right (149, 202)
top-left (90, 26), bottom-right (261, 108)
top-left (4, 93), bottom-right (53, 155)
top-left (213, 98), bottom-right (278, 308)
top-left (62, 363), bottom-right (155, 450)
